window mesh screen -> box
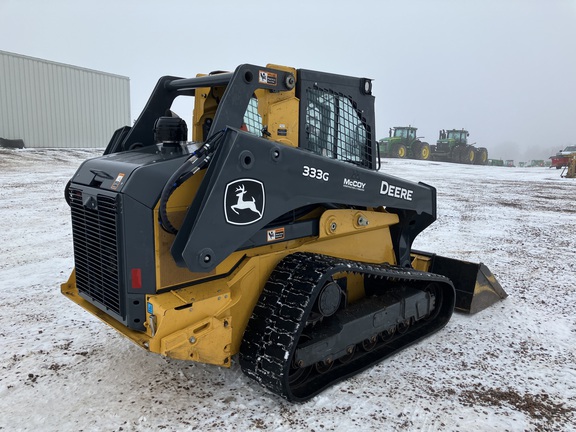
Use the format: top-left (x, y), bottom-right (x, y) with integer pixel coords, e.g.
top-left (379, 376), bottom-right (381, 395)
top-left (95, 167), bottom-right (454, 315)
top-left (304, 88), bottom-right (371, 167)
top-left (243, 97), bottom-right (263, 135)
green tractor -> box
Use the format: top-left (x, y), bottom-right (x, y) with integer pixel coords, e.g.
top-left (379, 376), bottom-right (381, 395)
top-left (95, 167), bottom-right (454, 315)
top-left (431, 129), bottom-right (488, 165)
top-left (378, 126), bottom-right (431, 160)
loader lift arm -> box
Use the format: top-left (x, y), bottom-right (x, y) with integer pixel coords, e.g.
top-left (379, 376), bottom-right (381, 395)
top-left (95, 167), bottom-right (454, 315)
top-left (171, 127), bottom-right (436, 272)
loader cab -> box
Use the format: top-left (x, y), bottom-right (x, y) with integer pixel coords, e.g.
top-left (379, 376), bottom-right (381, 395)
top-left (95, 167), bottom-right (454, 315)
top-left (445, 129), bottom-right (469, 145)
top-left (393, 127), bottom-right (417, 140)
top-left (394, 128), bottom-right (408, 138)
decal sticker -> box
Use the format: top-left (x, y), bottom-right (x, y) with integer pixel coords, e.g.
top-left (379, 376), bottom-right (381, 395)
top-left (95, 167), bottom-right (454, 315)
top-left (224, 179), bottom-right (265, 225)
top-left (343, 178), bottom-right (366, 191)
top-left (259, 71), bottom-right (278, 86)
top-left (302, 165), bottom-right (330, 181)
top-left (111, 173), bottom-right (125, 190)
top-left (380, 180), bottom-right (413, 201)
top-left (267, 227), bottom-right (285, 242)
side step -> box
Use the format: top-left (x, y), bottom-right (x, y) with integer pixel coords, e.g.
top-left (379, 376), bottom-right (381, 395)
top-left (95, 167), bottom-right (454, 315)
top-left (411, 251), bottom-right (507, 314)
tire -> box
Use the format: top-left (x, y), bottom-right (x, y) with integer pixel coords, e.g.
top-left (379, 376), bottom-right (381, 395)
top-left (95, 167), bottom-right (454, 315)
top-left (420, 142), bottom-right (431, 160)
top-left (392, 143), bottom-right (407, 158)
top-left (463, 146), bottom-right (476, 164)
top-left (451, 145), bottom-right (463, 163)
top-left (410, 142), bottom-right (422, 159)
top-left (474, 147), bottom-right (488, 165)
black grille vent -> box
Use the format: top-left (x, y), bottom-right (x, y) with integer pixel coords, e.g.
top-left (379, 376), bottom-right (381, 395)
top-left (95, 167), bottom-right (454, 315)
top-left (69, 187), bottom-right (122, 317)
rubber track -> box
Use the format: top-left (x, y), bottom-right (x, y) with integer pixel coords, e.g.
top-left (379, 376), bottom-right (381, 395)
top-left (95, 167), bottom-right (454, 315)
top-left (239, 252), bottom-right (455, 402)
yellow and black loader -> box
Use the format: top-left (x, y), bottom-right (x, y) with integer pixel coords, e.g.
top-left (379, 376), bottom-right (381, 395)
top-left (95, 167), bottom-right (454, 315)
top-left (62, 64), bottom-right (506, 401)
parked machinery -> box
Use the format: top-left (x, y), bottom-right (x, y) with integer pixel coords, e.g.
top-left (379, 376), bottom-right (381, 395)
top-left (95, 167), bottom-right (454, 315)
top-left (561, 154), bottom-right (576, 178)
top-left (378, 126), bottom-right (431, 160)
top-left (550, 145), bottom-right (576, 169)
top-left (431, 129), bottom-right (488, 165)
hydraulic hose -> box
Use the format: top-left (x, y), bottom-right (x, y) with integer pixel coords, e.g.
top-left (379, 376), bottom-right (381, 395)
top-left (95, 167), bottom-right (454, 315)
top-left (158, 130), bottom-right (224, 234)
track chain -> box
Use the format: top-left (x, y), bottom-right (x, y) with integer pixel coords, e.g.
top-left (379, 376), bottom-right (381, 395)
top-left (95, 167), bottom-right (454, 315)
top-left (239, 252), bottom-right (455, 402)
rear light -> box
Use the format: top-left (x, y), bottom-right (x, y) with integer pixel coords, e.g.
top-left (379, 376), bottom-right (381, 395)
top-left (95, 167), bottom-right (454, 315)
top-left (131, 268), bottom-right (142, 289)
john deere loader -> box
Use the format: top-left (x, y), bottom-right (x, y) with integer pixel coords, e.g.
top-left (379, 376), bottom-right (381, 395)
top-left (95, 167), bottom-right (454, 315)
top-left (61, 64), bottom-right (506, 402)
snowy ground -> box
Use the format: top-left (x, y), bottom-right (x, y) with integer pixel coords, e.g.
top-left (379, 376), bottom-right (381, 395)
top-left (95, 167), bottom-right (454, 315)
top-left (0, 148), bottom-right (574, 432)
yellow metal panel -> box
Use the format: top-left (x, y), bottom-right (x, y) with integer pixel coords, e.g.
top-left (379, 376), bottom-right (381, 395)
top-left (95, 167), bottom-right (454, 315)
top-left (304, 209), bottom-right (399, 264)
top-left (160, 316), bottom-right (232, 365)
top-left (192, 83), bottom-right (226, 142)
top-left (61, 270), bottom-right (151, 349)
top-left (152, 169), bottom-right (249, 289)
top-left (411, 253), bottom-right (432, 272)
top-left (254, 65), bottom-right (299, 148)
top-left (145, 257), bottom-right (269, 365)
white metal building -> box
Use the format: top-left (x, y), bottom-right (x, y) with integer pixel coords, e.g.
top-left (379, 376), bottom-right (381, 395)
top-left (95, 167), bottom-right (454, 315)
top-left (0, 50), bottom-right (130, 148)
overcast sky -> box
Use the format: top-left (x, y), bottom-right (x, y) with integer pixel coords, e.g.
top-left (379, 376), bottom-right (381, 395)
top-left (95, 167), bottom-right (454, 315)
top-left (1, 0), bottom-right (575, 161)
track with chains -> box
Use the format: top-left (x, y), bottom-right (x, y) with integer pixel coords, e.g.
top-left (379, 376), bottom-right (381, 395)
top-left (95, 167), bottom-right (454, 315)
top-left (239, 252), bottom-right (456, 402)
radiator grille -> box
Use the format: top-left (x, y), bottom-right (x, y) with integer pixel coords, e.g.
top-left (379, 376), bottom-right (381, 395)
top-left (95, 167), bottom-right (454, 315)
top-left (69, 187), bottom-right (122, 316)
top-left (436, 142), bottom-right (449, 152)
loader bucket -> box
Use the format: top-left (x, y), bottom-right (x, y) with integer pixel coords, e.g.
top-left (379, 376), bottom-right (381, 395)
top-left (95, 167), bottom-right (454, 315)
top-left (411, 251), bottom-right (507, 314)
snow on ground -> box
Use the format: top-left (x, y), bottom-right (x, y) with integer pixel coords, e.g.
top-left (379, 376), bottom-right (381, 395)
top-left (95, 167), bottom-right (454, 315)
top-left (0, 149), bottom-right (574, 432)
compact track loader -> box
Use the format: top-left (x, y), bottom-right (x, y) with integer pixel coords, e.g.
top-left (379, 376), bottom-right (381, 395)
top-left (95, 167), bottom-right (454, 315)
top-left (61, 64), bottom-right (507, 402)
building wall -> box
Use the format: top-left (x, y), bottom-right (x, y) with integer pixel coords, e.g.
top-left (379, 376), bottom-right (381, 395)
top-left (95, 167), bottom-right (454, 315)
top-left (0, 50), bottom-right (130, 148)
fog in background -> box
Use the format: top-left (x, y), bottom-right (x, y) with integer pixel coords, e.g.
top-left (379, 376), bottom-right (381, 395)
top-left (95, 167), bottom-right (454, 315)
top-left (1, 0), bottom-right (575, 162)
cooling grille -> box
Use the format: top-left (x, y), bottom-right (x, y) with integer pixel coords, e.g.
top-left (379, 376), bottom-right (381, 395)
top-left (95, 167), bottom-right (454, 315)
top-left (436, 142), bottom-right (450, 152)
top-left (69, 187), bottom-right (122, 317)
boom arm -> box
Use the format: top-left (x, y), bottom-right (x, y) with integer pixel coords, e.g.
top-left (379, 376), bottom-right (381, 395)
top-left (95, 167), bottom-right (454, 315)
top-left (171, 128), bottom-right (436, 272)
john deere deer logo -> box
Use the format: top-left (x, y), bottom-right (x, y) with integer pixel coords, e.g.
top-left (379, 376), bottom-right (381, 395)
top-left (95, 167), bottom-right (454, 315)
top-left (224, 179), bottom-right (265, 225)
top-left (231, 184), bottom-right (262, 217)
